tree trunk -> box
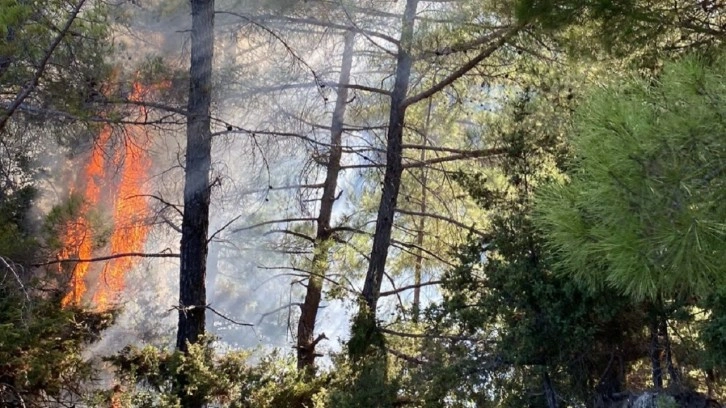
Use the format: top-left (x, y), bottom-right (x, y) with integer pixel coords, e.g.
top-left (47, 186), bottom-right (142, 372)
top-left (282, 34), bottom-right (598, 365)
top-left (412, 97), bottom-right (432, 323)
top-left (177, 0), bottom-right (214, 354)
top-left (543, 370), bottom-right (559, 408)
top-left (206, 241), bottom-right (220, 331)
top-left (660, 316), bottom-right (680, 386)
top-left (360, 0), bottom-right (418, 323)
top-left (649, 317), bottom-right (663, 390)
top-left (176, 2), bottom-right (214, 406)
top-left (296, 31), bottom-right (355, 372)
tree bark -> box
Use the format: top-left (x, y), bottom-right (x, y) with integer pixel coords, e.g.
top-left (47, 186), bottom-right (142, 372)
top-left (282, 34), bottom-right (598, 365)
top-left (649, 317), bottom-right (663, 390)
top-left (177, 0), bottom-right (214, 354)
top-left (360, 0), bottom-right (419, 319)
top-left (296, 31), bottom-right (355, 372)
top-left (357, 4), bottom-right (518, 329)
top-left (176, 3), bottom-right (214, 407)
top-left (660, 316), bottom-right (680, 386)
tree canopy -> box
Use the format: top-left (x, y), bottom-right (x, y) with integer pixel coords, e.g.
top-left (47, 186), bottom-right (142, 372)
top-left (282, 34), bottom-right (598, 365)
top-left (536, 54), bottom-right (726, 300)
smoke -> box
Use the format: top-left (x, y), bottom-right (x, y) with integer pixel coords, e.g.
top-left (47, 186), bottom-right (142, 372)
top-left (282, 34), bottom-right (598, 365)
top-left (66, 0), bottom-right (408, 365)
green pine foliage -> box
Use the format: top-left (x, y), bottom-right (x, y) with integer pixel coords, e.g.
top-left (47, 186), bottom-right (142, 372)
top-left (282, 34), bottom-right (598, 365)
top-left (535, 53), bottom-right (726, 300)
top-left (108, 337), bottom-right (335, 408)
top-left (433, 91), bottom-right (651, 406)
top-left (515, 0), bottom-right (724, 67)
top-left (0, 186), bottom-right (114, 407)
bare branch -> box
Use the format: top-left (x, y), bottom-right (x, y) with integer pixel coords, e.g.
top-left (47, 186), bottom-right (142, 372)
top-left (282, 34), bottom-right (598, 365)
top-left (218, 11), bottom-right (325, 98)
top-left (395, 208), bottom-right (486, 237)
top-left (379, 280), bottom-right (443, 297)
top-left (221, 12), bottom-right (401, 45)
top-left (206, 305), bottom-right (254, 327)
top-left (264, 229), bottom-right (316, 243)
top-left (0, 256), bottom-right (29, 301)
top-left (380, 327), bottom-right (479, 342)
top-left (404, 148), bottom-right (506, 168)
top-left (419, 27), bottom-right (513, 58)
top-left (159, 213), bottom-right (182, 233)
top-left (33, 252), bottom-right (179, 267)
top-left (391, 239), bottom-right (456, 268)
top-left (2, 102), bottom-right (183, 126)
top-left (232, 217), bottom-right (316, 234)
top-left (131, 194), bottom-right (183, 217)
top-left (208, 213), bottom-right (246, 243)
top-left (237, 81), bottom-right (390, 98)
top-left (403, 25), bottom-right (524, 107)
top-left (340, 147), bottom-right (505, 170)
top-left (257, 302), bottom-right (302, 325)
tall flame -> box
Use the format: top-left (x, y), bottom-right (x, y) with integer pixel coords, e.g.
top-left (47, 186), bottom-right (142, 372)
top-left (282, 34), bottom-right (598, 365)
top-left (60, 81), bottom-right (157, 311)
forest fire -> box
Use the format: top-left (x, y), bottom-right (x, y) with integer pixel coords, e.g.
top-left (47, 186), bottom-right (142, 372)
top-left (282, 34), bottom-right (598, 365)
top-left (60, 81), bottom-right (157, 311)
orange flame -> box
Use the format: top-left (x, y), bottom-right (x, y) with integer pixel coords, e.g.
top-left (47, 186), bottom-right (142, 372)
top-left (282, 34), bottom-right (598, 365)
top-left (60, 80), bottom-right (159, 311)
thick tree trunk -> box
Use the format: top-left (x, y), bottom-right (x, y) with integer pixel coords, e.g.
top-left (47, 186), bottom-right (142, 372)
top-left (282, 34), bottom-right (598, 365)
top-left (360, 0), bottom-right (418, 321)
top-left (296, 31), bottom-right (355, 372)
top-left (177, 0), bottom-right (214, 355)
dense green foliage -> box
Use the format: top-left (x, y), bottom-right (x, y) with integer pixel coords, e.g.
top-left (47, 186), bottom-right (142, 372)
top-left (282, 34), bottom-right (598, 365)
top-left (536, 54), bottom-right (726, 300)
top-left (0, 185), bottom-right (113, 407)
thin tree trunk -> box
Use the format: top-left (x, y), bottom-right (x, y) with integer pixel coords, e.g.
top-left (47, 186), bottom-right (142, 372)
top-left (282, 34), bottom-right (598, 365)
top-left (649, 317), bottom-right (663, 390)
top-left (353, 1), bottom-right (518, 357)
top-left (296, 31), bottom-right (355, 372)
top-left (543, 370), bottom-right (559, 408)
top-left (412, 98), bottom-right (432, 324)
top-left (660, 316), bottom-right (680, 386)
top-left (177, 0), bottom-right (214, 353)
top-left (206, 242), bottom-right (220, 331)
top-left (176, 3), bottom-right (214, 407)
top-left (177, 0), bottom-right (214, 354)
top-left (412, 203), bottom-right (424, 322)
top-left (360, 0), bottom-right (419, 320)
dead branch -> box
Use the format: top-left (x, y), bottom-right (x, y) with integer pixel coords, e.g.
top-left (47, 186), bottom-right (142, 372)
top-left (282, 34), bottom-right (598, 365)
top-left (390, 239), bottom-right (456, 268)
top-left (394, 208), bottom-right (486, 237)
top-left (380, 327), bottom-right (480, 342)
top-left (403, 25), bottom-right (524, 107)
top-left (220, 12), bottom-right (400, 45)
top-left (232, 217), bottom-right (316, 234)
top-left (0, 256), bottom-right (29, 302)
top-left (379, 280), bottom-right (443, 297)
top-left (257, 302), bottom-right (302, 325)
top-left (264, 229), bottom-right (316, 243)
top-left (131, 194), bottom-right (183, 217)
top-left (33, 251), bottom-right (179, 267)
top-left (208, 213), bottom-right (246, 243)
top-left (206, 305), bottom-right (254, 327)
top-left (340, 147), bottom-right (506, 170)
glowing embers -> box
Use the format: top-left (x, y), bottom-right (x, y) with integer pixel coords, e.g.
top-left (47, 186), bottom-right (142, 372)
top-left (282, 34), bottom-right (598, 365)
top-left (60, 82), bottom-right (154, 311)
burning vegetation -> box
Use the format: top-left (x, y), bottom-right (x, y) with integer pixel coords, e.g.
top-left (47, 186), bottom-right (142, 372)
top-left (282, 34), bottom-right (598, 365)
top-left (59, 81), bottom-right (162, 311)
